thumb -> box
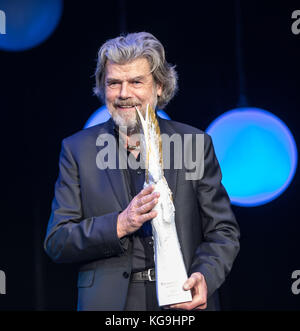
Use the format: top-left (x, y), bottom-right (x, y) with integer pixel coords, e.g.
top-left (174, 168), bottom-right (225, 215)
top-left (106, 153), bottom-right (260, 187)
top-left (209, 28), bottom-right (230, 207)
top-left (183, 277), bottom-right (196, 290)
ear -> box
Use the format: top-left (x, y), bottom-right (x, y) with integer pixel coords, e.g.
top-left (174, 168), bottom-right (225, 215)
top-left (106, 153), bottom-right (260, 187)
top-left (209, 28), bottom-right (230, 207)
top-left (157, 83), bottom-right (163, 97)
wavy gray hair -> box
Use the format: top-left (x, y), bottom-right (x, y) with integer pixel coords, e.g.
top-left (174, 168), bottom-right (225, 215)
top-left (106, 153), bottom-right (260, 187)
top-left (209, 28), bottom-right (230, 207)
top-left (94, 32), bottom-right (178, 109)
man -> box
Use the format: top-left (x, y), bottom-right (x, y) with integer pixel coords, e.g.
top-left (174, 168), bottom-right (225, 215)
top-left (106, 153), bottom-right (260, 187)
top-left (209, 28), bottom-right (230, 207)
top-left (44, 32), bottom-right (240, 311)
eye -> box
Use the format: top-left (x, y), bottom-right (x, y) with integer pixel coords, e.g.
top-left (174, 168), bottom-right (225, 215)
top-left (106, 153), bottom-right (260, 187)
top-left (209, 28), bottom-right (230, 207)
top-left (133, 81), bottom-right (142, 85)
top-left (107, 81), bottom-right (119, 88)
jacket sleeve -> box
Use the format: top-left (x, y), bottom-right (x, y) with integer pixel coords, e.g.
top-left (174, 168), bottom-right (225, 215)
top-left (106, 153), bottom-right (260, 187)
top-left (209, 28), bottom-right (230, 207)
top-left (189, 134), bottom-right (240, 298)
top-left (44, 138), bottom-right (126, 264)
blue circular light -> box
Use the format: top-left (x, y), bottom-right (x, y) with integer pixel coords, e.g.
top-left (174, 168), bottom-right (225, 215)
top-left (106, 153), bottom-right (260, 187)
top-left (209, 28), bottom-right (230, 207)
top-left (0, 0), bottom-right (63, 52)
top-left (84, 106), bottom-right (170, 129)
top-left (84, 106), bottom-right (111, 128)
top-left (156, 109), bottom-right (171, 120)
top-left (206, 107), bottom-right (298, 207)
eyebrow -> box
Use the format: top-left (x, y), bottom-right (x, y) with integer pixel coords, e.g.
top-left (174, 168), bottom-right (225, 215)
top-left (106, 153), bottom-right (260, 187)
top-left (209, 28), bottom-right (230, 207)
top-left (105, 75), bottom-right (147, 84)
top-left (129, 75), bottom-right (146, 81)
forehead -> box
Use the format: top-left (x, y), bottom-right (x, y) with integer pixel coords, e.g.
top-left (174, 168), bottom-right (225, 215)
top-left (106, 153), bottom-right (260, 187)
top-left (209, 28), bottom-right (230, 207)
top-left (105, 57), bottom-right (152, 79)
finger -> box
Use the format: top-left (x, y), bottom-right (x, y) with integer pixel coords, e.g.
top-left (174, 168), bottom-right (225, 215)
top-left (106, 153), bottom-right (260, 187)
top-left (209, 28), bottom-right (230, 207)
top-left (170, 299), bottom-right (206, 311)
top-left (194, 302), bottom-right (207, 310)
top-left (171, 302), bottom-right (207, 310)
top-left (138, 210), bottom-right (157, 223)
top-left (136, 191), bottom-right (160, 208)
top-left (169, 302), bottom-right (192, 310)
top-left (137, 198), bottom-right (158, 214)
top-left (183, 276), bottom-right (197, 291)
top-left (138, 184), bottom-right (155, 197)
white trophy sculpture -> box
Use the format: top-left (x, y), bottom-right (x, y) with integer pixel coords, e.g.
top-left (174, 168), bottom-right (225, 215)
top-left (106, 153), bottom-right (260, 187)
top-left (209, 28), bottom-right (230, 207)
top-left (135, 104), bottom-right (192, 306)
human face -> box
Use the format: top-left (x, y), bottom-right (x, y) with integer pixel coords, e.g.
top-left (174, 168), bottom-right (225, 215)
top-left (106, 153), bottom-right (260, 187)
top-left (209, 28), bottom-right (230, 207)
top-left (104, 57), bottom-right (162, 131)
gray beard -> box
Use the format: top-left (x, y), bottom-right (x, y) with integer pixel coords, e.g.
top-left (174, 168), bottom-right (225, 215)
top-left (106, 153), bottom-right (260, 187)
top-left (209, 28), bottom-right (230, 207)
top-left (111, 111), bottom-right (140, 135)
top-left (109, 95), bottom-right (158, 135)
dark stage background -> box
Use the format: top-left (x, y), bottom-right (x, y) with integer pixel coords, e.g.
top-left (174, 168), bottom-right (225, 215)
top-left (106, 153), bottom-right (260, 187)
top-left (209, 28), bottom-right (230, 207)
top-left (0, 0), bottom-right (299, 310)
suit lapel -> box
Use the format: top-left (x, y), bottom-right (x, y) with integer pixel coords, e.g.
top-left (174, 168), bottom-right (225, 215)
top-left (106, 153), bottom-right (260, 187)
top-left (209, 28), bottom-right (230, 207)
top-left (158, 118), bottom-right (178, 200)
top-left (96, 118), bottom-right (130, 210)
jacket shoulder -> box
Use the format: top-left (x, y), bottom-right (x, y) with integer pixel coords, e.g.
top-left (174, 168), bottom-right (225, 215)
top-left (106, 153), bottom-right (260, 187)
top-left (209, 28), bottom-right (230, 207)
top-left (62, 120), bottom-right (110, 149)
top-left (160, 118), bottom-right (206, 135)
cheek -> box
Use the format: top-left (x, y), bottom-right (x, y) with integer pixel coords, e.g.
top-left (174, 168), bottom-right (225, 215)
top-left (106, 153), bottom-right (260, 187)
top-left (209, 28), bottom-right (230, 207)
top-left (138, 89), bottom-right (156, 102)
top-left (105, 89), bottom-right (116, 103)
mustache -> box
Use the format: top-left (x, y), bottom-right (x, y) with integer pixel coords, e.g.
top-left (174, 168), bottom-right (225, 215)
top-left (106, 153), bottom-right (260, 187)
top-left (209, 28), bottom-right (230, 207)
top-left (114, 100), bottom-right (140, 107)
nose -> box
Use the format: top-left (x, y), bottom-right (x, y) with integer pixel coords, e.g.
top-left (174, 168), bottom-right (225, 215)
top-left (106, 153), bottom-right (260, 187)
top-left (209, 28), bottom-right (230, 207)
top-left (119, 82), bottom-right (131, 99)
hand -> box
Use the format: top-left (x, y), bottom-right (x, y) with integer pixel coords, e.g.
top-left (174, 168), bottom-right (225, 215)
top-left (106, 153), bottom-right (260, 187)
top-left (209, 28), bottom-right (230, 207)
top-left (117, 184), bottom-right (159, 238)
top-left (167, 272), bottom-right (208, 310)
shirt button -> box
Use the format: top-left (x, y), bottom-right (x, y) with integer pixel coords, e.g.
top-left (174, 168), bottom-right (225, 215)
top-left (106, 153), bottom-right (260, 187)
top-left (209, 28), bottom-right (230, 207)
top-left (137, 170), bottom-right (142, 175)
top-left (148, 241), bottom-right (153, 246)
top-left (123, 271), bottom-right (129, 279)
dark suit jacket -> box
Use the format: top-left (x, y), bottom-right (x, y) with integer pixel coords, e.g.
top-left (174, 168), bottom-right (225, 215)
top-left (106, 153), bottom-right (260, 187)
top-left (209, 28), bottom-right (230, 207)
top-left (44, 117), bottom-right (240, 311)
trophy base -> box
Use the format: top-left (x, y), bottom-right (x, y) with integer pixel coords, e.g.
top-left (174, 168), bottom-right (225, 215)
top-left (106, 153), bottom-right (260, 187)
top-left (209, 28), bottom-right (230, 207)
top-left (156, 278), bottom-right (192, 306)
top-left (154, 236), bottom-right (193, 306)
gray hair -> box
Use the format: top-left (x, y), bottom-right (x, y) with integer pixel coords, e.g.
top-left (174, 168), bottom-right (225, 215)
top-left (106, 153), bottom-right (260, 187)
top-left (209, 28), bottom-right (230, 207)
top-left (93, 32), bottom-right (178, 109)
